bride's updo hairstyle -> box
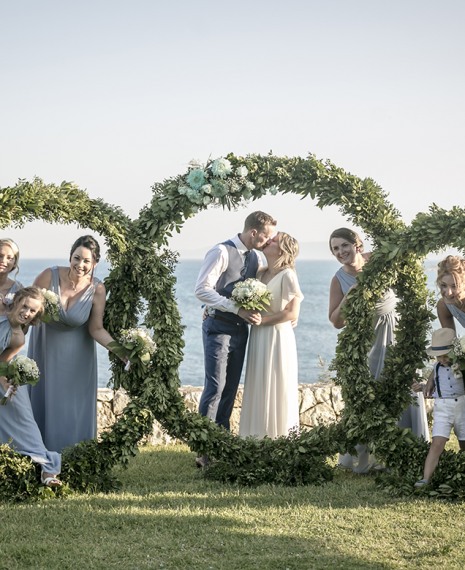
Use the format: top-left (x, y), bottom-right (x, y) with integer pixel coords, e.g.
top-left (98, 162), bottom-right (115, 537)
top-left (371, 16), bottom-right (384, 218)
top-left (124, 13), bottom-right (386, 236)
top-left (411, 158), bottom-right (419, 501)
top-left (69, 235), bottom-right (101, 264)
top-left (328, 228), bottom-right (364, 254)
top-left (276, 232), bottom-right (299, 270)
top-left (436, 255), bottom-right (465, 302)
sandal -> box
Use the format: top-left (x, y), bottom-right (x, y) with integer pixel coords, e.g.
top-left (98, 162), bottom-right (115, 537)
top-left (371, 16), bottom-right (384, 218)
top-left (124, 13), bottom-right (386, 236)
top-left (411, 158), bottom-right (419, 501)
top-left (41, 474), bottom-right (62, 487)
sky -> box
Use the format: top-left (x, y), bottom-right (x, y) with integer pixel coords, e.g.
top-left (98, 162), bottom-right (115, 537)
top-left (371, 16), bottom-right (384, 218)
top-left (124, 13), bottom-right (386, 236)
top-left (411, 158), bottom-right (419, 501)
top-left (1, 1), bottom-right (464, 259)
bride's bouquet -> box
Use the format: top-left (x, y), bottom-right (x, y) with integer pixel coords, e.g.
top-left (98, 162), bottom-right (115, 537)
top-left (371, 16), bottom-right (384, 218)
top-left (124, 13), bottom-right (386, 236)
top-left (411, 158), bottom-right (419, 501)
top-left (0, 355), bottom-right (41, 405)
top-left (108, 327), bottom-right (157, 369)
top-left (231, 278), bottom-right (272, 311)
top-left (40, 289), bottom-right (60, 323)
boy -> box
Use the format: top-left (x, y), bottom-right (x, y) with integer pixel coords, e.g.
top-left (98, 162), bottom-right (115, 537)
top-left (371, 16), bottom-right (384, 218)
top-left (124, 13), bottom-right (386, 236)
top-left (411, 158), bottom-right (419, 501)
top-left (415, 328), bottom-right (465, 487)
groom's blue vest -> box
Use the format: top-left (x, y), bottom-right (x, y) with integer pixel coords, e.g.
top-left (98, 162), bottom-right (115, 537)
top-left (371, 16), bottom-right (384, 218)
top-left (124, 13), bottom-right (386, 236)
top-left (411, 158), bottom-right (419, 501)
top-left (214, 239), bottom-right (259, 324)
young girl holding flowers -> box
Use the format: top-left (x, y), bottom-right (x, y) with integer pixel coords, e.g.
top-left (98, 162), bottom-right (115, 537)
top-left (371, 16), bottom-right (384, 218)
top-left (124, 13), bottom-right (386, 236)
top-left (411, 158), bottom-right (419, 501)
top-left (0, 286), bottom-right (61, 487)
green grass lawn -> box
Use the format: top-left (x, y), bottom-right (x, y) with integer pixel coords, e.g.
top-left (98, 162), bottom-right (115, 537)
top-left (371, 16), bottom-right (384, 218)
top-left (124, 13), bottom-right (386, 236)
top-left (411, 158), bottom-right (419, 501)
top-left (1, 443), bottom-right (465, 570)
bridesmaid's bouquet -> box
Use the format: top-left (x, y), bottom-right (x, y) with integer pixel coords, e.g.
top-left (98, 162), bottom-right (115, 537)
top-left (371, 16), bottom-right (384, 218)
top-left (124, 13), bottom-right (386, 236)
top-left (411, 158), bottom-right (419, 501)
top-left (449, 336), bottom-right (465, 377)
top-left (0, 355), bottom-right (40, 405)
top-left (108, 327), bottom-right (157, 369)
top-left (231, 278), bottom-right (272, 311)
top-left (40, 289), bottom-right (60, 323)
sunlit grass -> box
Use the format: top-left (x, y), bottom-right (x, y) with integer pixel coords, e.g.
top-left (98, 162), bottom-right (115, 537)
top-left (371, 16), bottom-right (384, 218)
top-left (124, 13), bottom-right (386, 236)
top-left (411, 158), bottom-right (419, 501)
top-left (1, 443), bottom-right (465, 569)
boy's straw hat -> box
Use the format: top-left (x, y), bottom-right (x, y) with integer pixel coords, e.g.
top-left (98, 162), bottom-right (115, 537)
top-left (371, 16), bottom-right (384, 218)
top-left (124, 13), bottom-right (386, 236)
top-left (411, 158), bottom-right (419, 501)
top-left (426, 328), bottom-right (456, 357)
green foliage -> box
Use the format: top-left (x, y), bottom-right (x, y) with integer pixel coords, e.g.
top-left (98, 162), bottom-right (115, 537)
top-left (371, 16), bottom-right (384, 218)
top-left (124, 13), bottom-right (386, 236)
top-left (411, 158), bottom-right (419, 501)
top-left (1, 154), bottom-right (464, 501)
top-left (0, 444), bottom-right (41, 501)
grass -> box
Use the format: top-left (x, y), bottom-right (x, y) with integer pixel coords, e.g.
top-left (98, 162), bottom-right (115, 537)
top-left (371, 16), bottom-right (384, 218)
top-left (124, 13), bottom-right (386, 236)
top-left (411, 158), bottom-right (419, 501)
top-left (1, 443), bottom-right (465, 570)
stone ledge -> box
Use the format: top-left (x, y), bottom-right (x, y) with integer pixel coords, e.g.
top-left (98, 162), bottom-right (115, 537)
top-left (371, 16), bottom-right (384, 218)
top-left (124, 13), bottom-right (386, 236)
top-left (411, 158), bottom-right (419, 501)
top-left (97, 383), bottom-right (433, 445)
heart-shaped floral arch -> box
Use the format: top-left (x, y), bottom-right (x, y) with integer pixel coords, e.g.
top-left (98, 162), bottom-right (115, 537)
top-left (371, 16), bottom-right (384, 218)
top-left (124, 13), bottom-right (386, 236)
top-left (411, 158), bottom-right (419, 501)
top-left (2, 157), bottom-right (465, 501)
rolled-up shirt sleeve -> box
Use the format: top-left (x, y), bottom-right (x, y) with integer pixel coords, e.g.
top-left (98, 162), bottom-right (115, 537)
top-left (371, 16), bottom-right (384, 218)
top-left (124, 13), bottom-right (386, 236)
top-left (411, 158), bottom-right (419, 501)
top-left (194, 244), bottom-right (240, 314)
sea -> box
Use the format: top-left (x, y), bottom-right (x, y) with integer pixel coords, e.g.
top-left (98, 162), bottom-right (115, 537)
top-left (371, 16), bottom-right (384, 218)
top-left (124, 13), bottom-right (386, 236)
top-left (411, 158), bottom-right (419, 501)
top-left (16, 257), bottom-right (450, 389)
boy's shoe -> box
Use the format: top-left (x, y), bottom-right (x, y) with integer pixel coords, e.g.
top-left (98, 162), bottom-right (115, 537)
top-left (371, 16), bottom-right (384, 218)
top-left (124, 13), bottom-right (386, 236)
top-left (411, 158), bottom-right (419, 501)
top-left (414, 478), bottom-right (430, 488)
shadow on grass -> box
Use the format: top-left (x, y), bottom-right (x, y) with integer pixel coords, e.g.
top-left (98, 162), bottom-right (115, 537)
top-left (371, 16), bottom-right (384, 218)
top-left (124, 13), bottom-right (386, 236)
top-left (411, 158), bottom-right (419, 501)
top-left (2, 444), bottom-right (461, 569)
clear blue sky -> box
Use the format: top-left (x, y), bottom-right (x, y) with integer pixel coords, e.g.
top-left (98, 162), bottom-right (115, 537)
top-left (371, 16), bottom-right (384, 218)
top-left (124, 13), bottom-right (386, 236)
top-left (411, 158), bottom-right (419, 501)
top-left (1, 1), bottom-right (464, 258)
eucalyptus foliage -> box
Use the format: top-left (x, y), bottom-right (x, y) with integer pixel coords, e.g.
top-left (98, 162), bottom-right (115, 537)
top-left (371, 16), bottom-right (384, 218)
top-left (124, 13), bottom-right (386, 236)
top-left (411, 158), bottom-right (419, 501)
top-left (1, 155), bottom-right (464, 501)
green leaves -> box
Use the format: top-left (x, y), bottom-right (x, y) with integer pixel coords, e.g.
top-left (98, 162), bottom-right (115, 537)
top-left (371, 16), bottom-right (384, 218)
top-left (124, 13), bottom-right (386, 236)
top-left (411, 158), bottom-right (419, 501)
top-left (3, 152), bottom-right (465, 500)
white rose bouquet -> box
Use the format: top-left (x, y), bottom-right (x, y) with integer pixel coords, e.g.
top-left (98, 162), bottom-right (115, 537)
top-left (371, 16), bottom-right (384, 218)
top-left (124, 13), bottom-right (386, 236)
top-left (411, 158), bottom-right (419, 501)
top-left (108, 327), bottom-right (157, 369)
top-left (449, 336), bottom-right (465, 377)
top-left (231, 278), bottom-right (272, 312)
top-left (40, 289), bottom-right (60, 323)
top-left (0, 355), bottom-right (40, 405)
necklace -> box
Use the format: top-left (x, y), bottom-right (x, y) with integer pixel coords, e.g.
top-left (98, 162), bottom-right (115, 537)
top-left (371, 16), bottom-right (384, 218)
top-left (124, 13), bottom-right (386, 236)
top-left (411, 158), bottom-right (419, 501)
top-left (0, 283), bottom-right (11, 302)
top-left (67, 270), bottom-right (77, 291)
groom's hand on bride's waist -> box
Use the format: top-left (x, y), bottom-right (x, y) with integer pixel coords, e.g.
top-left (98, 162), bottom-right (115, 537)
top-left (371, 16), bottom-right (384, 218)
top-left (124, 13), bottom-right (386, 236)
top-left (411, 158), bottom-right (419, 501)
top-left (238, 308), bottom-right (262, 325)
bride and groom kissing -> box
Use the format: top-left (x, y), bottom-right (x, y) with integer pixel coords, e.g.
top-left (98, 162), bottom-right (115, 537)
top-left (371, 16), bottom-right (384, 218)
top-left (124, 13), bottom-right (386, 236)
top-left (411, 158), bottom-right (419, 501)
top-left (194, 211), bottom-right (303, 466)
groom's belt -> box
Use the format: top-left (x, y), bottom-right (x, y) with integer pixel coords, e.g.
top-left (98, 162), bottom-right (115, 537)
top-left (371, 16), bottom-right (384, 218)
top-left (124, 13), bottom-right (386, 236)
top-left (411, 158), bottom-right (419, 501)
top-left (212, 310), bottom-right (246, 326)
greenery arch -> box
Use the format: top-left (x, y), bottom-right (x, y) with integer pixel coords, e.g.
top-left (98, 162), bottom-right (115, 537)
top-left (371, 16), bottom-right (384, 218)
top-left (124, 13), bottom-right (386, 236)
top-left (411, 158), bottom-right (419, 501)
top-left (1, 157), bottom-right (465, 501)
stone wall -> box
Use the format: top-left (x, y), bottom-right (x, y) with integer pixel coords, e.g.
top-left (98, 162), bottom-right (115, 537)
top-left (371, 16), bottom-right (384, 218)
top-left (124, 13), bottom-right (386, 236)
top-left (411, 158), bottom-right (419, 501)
top-left (97, 382), bottom-right (350, 445)
top-left (98, 383), bottom-right (433, 445)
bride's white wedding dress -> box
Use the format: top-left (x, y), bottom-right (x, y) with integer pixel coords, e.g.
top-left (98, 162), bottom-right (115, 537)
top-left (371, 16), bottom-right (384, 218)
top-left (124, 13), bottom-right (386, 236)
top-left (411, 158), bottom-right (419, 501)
top-left (239, 268), bottom-right (303, 439)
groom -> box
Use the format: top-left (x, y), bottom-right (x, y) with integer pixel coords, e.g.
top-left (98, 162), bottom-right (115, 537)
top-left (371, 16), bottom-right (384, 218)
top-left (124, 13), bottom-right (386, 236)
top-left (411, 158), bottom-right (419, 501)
top-left (195, 211), bottom-right (277, 441)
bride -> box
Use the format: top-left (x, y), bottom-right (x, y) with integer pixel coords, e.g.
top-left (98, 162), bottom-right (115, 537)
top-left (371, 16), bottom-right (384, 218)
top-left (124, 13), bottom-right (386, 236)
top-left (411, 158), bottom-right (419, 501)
top-left (239, 232), bottom-right (303, 439)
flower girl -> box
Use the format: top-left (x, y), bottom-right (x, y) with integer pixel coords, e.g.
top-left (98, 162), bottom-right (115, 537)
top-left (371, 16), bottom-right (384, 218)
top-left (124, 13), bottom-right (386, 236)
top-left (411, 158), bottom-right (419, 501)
top-left (0, 287), bottom-right (61, 487)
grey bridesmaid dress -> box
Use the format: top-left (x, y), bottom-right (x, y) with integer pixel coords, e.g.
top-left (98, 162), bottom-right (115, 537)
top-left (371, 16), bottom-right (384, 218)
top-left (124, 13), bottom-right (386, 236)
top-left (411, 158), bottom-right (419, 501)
top-left (28, 266), bottom-right (100, 452)
top-left (334, 267), bottom-right (429, 473)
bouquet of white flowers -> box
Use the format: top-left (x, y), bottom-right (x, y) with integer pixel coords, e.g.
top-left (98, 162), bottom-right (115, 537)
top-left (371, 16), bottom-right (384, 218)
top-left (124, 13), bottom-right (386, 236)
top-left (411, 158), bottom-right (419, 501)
top-left (0, 355), bottom-right (40, 404)
top-left (449, 336), bottom-right (465, 376)
top-left (231, 278), bottom-right (272, 312)
top-left (108, 327), bottom-right (157, 369)
top-left (40, 289), bottom-right (60, 323)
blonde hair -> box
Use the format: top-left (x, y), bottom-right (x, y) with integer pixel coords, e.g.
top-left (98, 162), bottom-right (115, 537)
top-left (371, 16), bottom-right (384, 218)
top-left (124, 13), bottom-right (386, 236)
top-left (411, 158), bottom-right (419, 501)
top-left (437, 255), bottom-right (465, 301)
top-left (275, 232), bottom-right (299, 269)
top-left (10, 286), bottom-right (45, 326)
top-left (329, 228), bottom-right (364, 254)
top-left (0, 238), bottom-right (20, 275)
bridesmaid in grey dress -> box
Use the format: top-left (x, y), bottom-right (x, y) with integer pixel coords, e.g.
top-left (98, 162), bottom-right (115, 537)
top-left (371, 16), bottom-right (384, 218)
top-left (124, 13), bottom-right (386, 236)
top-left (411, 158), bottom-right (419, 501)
top-left (0, 238), bottom-right (23, 312)
top-left (423, 255), bottom-right (465, 397)
top-left (28, 235), bottom-right (121, 452)
top-left (0, 286), bottom-right (61, 486)
top-left (436, 255), bottom-right (465, 330)
top-left (329, 228), bottom-right (429, 473)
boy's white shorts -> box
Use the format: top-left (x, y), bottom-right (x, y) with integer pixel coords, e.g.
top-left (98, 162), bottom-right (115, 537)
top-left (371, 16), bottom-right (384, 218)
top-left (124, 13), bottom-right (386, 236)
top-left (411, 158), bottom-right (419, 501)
top-left (432, 395), bottom-right (465, 440)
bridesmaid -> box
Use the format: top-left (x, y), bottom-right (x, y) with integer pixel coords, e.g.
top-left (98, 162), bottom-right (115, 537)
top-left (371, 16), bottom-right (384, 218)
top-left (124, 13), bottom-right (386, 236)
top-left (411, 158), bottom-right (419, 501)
top-left (0, 286), bottom-right (61, 487)
top-left (436, 255), bottom-right (465, 330)
top-left (28, 235), bottom-right (122, 452)
top-left (423, 255), bottom-right (465, 398)
top-left (0, 238), bottom-right (23, 314)
top-left (328, 228), bottom-right (430, 473)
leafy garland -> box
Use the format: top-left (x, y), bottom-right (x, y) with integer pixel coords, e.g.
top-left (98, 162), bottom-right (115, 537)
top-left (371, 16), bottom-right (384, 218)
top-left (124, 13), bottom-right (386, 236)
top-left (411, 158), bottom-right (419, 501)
top-left (1, 157), bottom-right (464, 501)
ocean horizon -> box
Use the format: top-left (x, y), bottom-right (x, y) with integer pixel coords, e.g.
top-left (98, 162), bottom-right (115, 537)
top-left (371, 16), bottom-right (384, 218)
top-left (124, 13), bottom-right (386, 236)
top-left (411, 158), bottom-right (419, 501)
top-left (15, 256), bottom-right (460, 389)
